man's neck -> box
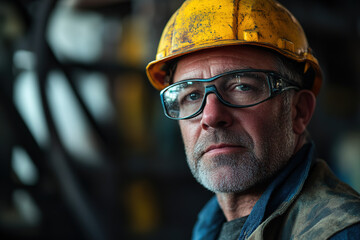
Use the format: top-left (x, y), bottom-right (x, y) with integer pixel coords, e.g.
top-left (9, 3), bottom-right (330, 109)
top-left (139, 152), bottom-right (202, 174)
top-left (216, 187), bottom-right (265, 221)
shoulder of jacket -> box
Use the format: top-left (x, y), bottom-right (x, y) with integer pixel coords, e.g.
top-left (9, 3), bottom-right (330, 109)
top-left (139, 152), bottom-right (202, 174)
top-left (282, 159), bottom-right (360, 239)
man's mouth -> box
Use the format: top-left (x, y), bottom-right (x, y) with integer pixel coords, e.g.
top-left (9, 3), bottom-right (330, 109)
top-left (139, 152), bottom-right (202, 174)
top-left (204, 144), bottom-right (245, 156)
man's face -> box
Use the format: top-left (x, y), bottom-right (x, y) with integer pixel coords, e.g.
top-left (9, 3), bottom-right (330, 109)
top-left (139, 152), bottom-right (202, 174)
top-left (173, 46), bottom-right (298, 193)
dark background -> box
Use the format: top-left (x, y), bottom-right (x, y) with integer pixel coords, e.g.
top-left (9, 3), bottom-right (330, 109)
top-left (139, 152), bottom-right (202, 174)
top-left (0, 0), bottom-right (359, 239)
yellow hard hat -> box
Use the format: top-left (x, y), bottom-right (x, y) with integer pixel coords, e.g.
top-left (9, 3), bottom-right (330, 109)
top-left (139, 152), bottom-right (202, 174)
top-left (146, 0), bottom-right (322, 96)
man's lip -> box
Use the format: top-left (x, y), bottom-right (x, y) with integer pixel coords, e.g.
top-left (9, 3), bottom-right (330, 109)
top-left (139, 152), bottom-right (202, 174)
top-left (204, 144), bottom-right (244, 154)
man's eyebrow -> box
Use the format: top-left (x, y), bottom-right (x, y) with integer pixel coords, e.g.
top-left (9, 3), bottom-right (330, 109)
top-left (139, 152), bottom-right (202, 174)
top-left (175, 66), bottom-right (257, 82)
top-left (221, 66), bottom-right (254, 72)
top-left (212, 66), bottom-right (254, 75)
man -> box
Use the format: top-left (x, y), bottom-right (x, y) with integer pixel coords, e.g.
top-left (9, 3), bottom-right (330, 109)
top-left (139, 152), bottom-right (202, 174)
top-left (146, 0), bottom-right (360, 239)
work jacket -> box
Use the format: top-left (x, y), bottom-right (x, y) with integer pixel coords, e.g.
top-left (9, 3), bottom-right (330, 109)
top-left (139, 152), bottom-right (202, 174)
top-left (192, 143), bottom-right (360, 239)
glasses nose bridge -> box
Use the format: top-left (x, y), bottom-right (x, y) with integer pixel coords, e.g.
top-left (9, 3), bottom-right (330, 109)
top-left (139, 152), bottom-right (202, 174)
top-left (204, 84), bottom-right (217, 92)
top-left (203, 84), bottom-right (227, 106)
top-left (204, 84), bottom-right (219, 100)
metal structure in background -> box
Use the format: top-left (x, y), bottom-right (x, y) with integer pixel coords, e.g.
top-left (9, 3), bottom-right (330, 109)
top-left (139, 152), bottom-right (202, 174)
top-left (0, 0), bottom-right (132, 239)
top-left (0, 0), bottom-right (359, 240)
top-left (1, 0), bottom-right (197, 239)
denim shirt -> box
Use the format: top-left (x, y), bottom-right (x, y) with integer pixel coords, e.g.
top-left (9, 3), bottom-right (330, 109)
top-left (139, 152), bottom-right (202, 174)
top-left (192, 142), bottom-right (360, 240)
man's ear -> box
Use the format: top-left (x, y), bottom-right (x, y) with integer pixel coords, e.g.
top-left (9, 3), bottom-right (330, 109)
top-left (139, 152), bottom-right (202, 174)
top-left (291, 90), bottom-right (316, 135)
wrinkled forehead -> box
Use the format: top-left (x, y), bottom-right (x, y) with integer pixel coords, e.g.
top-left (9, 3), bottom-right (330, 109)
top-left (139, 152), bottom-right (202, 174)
top-left (173, 45), bottom-right (278, 83)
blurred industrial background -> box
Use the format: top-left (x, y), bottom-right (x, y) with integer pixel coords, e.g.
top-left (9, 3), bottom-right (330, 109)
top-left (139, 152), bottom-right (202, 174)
top-left (0, 0), bottom-right (359, 239)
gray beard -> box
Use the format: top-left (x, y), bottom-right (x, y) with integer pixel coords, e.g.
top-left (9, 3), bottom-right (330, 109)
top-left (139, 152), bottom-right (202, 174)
top-left (185, 98), bottom-right (295, 193)
top-left (194, 150), bottom-right (270, 193)
top-left (185, 130), bottom-right (281, 193)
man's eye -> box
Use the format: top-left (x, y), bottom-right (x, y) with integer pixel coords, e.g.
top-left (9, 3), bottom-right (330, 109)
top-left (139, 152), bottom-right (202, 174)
top-left (235, 84), bottom-right (253, 92)
top-left (186, 92), bottom-right (202, 101)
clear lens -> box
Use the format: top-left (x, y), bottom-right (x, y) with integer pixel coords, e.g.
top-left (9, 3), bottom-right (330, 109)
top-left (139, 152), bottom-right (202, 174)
top-left (161, 70), bottom-right (278, 119)
top-left (219, 72), bottom-right (270, 105)
top-left (163, 81), bottom-right (205, 118)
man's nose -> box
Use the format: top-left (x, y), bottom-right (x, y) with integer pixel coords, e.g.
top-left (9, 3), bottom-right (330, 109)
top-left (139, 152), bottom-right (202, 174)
top-left (200, 93), bottom-right (233, 130)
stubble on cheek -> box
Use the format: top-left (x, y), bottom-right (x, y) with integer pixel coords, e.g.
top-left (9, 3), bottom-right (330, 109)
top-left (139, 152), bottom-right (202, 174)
top-left (186, 147), bottom-right (268, 193)
top-left (183, 129), bottom-right (264, 193)
top-left (182, 96), bottom-right (296, 193)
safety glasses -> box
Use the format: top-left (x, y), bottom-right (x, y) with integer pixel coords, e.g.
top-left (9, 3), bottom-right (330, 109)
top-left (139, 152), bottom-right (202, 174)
top-left (160, 69), bottom-right (301, 120)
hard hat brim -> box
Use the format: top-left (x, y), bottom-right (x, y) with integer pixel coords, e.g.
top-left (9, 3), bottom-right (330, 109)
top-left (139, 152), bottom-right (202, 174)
top-left (146, 41), bottom-right (322, 95)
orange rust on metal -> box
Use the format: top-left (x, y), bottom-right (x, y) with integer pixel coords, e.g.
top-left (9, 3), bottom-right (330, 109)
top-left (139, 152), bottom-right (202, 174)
top-left (233, 0), bottom-right (239, 40)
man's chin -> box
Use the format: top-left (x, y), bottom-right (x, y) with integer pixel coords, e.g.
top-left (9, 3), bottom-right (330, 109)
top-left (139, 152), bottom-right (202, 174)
top-left (196, 166), bottom-right (255, 193)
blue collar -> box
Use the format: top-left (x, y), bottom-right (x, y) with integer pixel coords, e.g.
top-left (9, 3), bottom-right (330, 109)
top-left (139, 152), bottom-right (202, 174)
top-left (192, 142), bottom-right (316, 240)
